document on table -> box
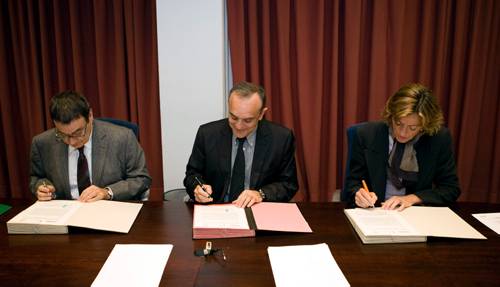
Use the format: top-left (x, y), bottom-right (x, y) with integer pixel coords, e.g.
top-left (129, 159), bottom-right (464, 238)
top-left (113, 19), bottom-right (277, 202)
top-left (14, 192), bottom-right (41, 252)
top-left (402, 206), bottom-right (486, 239)
top-left (192, 203), bottom-right (312, 239)
top-left (193, 204), bottom-right (249, 229)
top-left (9, 200), bottom-right (80, 224)
top-left (267, 243), bottom-right (350, 287)
top-left (7, 200), bottom-right (143, 234)
top-left (92, 244), bottom-right (173, 287)
top-left (346, 208), bottom-right (422, 236)
top-left (345, 206), bottom-right (486, 244)
top-left (472, 213), bottom-right (500, 235)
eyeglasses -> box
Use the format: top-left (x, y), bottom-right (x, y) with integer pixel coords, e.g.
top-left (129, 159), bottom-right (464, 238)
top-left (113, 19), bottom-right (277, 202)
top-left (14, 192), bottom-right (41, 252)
top-left (55, 121), bottom-right (89, 142)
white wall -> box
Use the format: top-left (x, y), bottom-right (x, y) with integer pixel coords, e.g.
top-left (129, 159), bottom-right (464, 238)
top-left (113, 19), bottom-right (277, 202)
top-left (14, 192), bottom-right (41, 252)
top-left (157, 0), bottom-right (226, 191)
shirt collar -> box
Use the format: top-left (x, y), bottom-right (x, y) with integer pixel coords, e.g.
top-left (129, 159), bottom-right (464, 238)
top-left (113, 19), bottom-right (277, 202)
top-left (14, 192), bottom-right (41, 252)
top-left (232, 126), bottom-right (257, 147)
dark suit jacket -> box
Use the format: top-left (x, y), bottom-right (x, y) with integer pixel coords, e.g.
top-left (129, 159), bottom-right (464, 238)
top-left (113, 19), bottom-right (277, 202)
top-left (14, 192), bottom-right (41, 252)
top-left (344, 121), bottom-right (460, 207)
top-left (30, 120), bottom-right (152, 200)
top-left (183, 119), bottom-right (298, 202)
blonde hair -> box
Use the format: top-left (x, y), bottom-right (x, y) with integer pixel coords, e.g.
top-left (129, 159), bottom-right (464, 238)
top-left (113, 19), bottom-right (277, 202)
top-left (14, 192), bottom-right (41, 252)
top-left (382, 83), bottom-right (444, 135)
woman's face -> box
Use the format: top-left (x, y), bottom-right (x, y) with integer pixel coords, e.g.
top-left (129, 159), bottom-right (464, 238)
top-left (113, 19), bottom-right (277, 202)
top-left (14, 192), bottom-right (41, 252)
top-left (392, 113), bottom-right (422, 143)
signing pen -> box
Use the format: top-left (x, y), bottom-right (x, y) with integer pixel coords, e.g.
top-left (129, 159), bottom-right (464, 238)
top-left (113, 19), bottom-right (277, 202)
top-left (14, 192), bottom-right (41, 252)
top-left (362, 179), bottom-right (374, 208)
top-left (194, 176), bottom-right (211, 198)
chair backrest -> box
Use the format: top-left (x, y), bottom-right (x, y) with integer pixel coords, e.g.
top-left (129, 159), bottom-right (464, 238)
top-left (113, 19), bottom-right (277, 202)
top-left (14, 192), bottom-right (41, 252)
top-left (98, 118), bottom-right (139, 139)
top-left (341, 122), bottom-right (367, 202)
top-left (164, 188), bottom-right (191, 202)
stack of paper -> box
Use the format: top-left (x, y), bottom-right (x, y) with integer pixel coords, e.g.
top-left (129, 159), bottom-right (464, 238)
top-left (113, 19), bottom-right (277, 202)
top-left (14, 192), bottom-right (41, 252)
top-left (267, 243), bottom-right (350, 287)
top-left (7, 200), bottom-right (142, 234)
top-left (344, 206), bottom-right (486, 244)
top-left (192, 202), bottom-right (312, 239)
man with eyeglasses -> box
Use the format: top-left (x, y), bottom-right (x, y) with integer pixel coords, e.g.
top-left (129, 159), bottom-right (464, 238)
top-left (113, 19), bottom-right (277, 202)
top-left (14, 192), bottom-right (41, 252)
top-left (184, 81), bottom-right (298, 207)
top-left (30, 91), bottom-right (151, 202)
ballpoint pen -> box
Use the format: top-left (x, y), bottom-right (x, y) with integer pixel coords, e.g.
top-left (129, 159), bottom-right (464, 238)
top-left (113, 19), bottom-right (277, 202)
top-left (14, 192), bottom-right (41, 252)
top-left (194, 176), bottom-right (211, 198)
top-left (362, 179), bottom-right (374, 208)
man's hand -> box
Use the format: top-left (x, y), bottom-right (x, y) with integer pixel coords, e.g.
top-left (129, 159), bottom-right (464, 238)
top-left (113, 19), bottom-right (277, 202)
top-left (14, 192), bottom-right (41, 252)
top-left (194, 184), bottom-right (214, 203)
top-left (233, 189), bottom-right (263, 208)
top-left (355, 188), bottom-right (377, 208)
top-left (79, 185), bottom-right (109, 202)
top-left (36, 183), bottom-right (55, 201)
top-left (382, 194), bottom-right (421, 211)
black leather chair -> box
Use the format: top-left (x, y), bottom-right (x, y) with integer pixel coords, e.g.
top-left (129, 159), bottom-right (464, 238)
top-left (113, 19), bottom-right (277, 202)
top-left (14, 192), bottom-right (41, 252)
top-left (98, 117), bottom-right (139, 139)
top-left (164, 188), bottom-right (191, 202)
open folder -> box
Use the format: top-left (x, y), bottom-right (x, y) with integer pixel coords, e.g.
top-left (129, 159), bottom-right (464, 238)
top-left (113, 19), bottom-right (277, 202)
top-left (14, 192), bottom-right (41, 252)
top-left (344, 206), bottom-right (486, 244)
top-left (192, 202), bottom-right (313, 239)
top-left (7, 200), bottom-right (142, 234)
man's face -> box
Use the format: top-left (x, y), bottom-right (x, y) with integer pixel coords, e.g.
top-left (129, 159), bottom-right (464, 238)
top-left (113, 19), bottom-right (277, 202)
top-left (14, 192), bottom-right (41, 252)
top-left (391, 113), bottom-right (422, 143)
top-left (54, 112), bottom-right (93, 149)
top-left (228, 92), bottom-right (267, 138)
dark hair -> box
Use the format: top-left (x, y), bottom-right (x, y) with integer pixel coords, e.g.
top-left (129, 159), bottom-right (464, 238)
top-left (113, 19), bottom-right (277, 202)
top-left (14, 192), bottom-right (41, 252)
top-left (50, 90), bottom-right (90, 124)
top-left (229, 81), bottom-right (266, 110)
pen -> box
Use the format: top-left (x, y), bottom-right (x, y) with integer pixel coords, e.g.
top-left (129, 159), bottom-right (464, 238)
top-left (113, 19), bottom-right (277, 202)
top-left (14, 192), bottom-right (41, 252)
top-left (194, 176), bottom-right (211, 198)
top-left (362, 180), bottom-right (374, 208)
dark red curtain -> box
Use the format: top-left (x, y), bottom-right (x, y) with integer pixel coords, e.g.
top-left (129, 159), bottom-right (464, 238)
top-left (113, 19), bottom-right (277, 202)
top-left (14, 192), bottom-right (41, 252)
top-left (0, 0), bottom-right (163, 200)
top-left (227, 0), bottom-right (500, 203)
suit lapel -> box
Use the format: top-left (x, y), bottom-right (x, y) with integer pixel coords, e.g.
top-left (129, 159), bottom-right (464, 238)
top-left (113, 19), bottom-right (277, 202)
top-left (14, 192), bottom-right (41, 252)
top-left (91, 121), bottom-right (107, 186)
top-left (415, 135), bottom-right (432, 189)
top-left (53, 137), bottom-right (71, 199)
top-left (250, 121), bottom-right (270, 189)
top-left (365, 124), bottom-right (389, 197)
top-left (217, 122), bottom-right (233, 200)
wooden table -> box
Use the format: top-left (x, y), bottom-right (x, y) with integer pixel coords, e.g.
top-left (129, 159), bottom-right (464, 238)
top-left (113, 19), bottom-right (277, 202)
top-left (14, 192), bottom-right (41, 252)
top-left (1, 201), bottom-right (499, 286)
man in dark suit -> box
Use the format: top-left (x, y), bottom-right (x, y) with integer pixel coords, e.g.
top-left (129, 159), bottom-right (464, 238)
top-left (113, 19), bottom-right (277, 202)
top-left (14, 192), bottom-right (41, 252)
top-left (184, 81), bottom-right (298, 207)
top-left (30, 91), bottom-right (151, 202)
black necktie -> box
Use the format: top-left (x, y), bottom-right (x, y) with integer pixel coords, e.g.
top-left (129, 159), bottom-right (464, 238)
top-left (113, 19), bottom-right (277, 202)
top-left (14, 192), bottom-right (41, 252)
top-left (389, 141), bottom-right (405, 189)
top-left (77, 147), bottom-right (91, 194)
top-left (228, 137), bottom-right (246, 201)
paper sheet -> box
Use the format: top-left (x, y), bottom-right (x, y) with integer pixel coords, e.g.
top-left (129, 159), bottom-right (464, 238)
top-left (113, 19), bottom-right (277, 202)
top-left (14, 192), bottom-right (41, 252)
top-left (68, 200), bottom-right (143, 233)
top-left (9, 200), bottom-right (81, 224)
top-left (473, 212), bottom-right (500, 235)
top-left (92, 244), bottom-right (173, 287)
top-left (402, 206), bottom-right (486, 239)
top-left (193, 204), bottom-right (249, 229)
top-left (268, 243), bottom-right (350, 287)
top-left (345, 208), bottom-right (422, 236)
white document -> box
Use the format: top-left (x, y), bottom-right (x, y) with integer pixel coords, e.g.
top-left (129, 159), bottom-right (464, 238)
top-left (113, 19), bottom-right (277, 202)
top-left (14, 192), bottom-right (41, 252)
top-left (9, 200), bottom-right (80, 224)
top-left (345, 208), bottom-right (422, 237)
top-left (402, 206), bottom-right (486, 239)
top-left (267, 243), bottom-right (350, 287)
top-left (92, 244), bottom-right (173, 287)
top-left (7, 200), bottom-right (143, 234)
top-left (473, 212), bottom-right (500, 235)
top-left (345, 206), bottom-right (486, 244)
top-left (68, 200), bottom-right (143, 233)
top-left (193, 204), bottom-right (249, 229)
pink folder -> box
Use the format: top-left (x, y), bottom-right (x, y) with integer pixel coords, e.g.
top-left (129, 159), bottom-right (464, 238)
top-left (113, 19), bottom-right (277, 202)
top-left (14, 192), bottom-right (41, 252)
top-left (192, 202), bottom-right (312, 239)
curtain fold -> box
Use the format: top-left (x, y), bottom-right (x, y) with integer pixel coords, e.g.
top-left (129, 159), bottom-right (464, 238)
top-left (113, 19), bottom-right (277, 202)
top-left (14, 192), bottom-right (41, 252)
top-left (0, 0), bottom-right (163, 200)
top-left (227, 0), bottom-right (500, 203)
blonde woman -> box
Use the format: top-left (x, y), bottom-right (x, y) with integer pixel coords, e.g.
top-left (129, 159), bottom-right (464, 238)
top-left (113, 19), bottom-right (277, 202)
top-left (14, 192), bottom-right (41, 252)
top-left (344, 83), bottom-right (460, 210)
